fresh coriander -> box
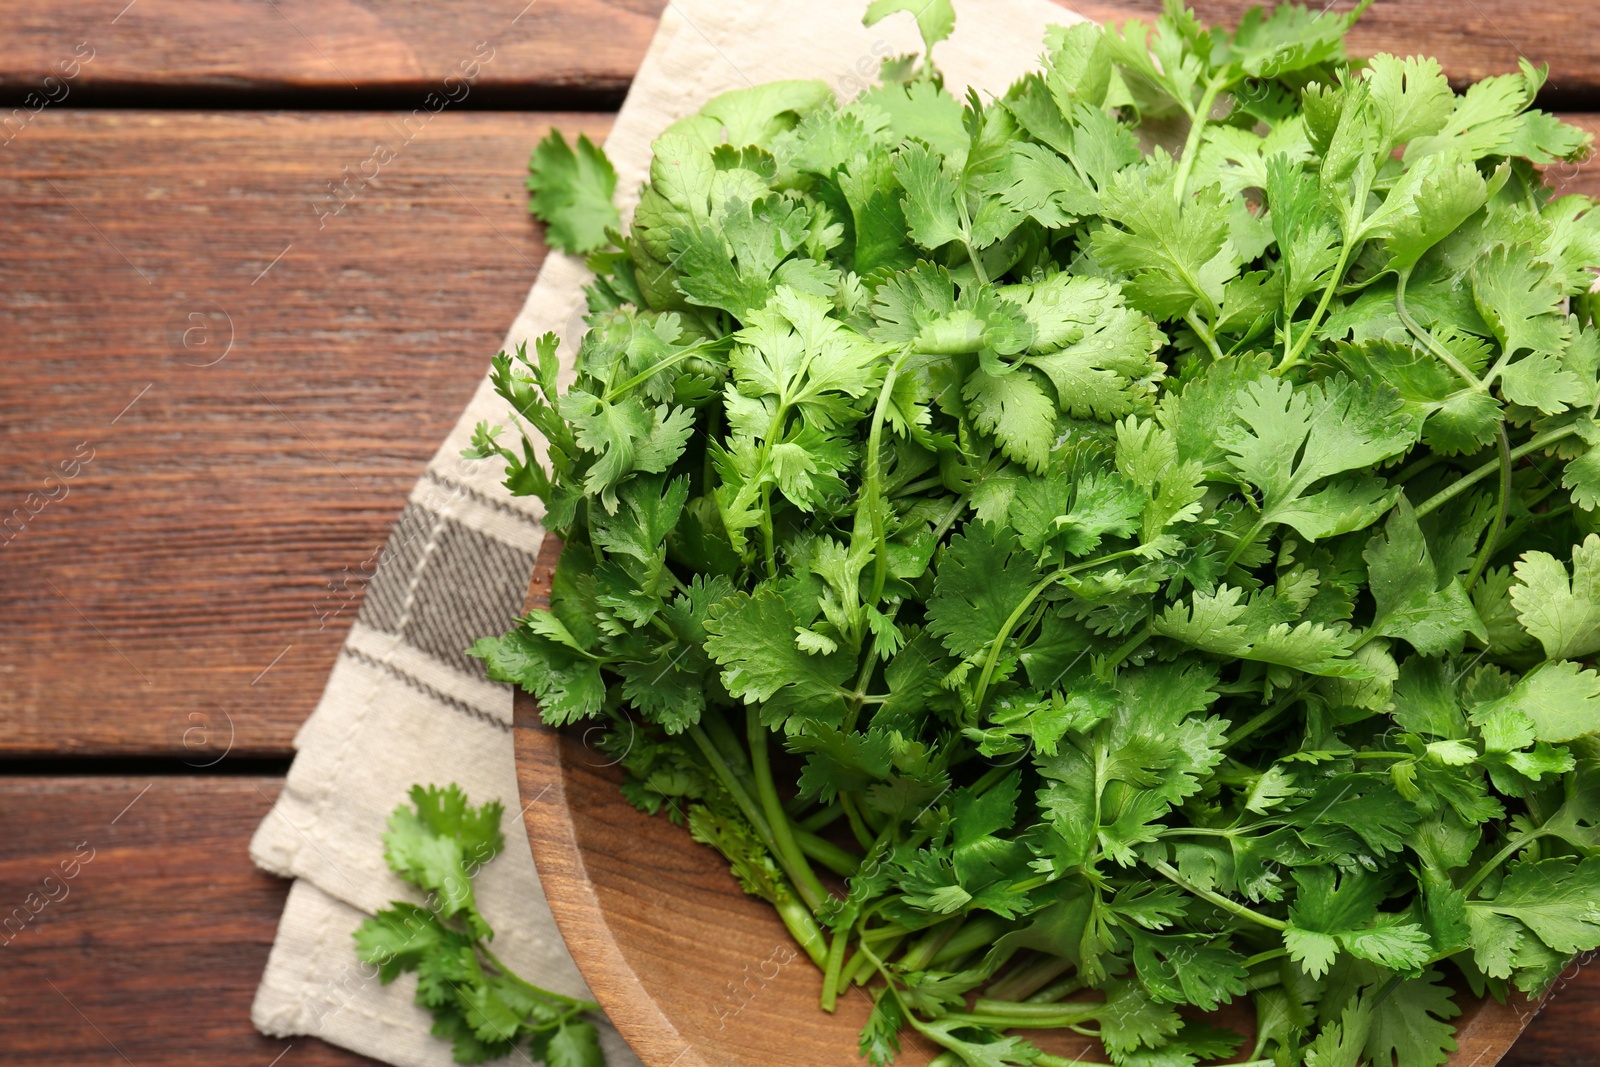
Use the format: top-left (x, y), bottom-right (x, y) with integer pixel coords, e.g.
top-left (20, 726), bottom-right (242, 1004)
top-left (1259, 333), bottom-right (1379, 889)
top-left (488, 2), bottom-right (1600, 1064)
top-left (528, 130), bottom-right (621, 256)
top-left (355, 784), bottom-right (606, 1066)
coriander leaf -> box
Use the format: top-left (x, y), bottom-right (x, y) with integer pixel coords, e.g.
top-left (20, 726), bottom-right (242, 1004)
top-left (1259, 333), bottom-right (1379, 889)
top-left (665, 80), bottom-right (834, 150)
top-left (1365, 969), bottom-right (1461, 1067)
top-left (471, 626), bottom-right (604, 726)
top-left (1473, 660), bottom-right (1600, 743)
top-left (1366, 54), bottom-right (1455, 152)
top-left (528, 131), bottom-right (620, 255)
top-left (1007, 275), bottom-right (1166, 420)
top-left (1096, 979), bottom-right (1183, 1057)
top-left (1473, 246), bottom-right (1571, 362)
top-left (547, 1020), bottom-right (606, 1067)
top-left (927, 522), bottom-right (1043, 662)
top-left (988, 141), bottom-right (1095, 228)
top-left (382, 784), bottom-right (504, 938)
top-left (355, 902), bottom-right (447, 981)
top-left (863, 0), bottom-right (955, 58)
top-left (1093, 156), bottom-right (1238, 322)
top-left (1220, 375), bottom-right (1414, 543)
top-left (1363, 499), bottom-right (1486, 654)
top-left (1153, 585), bottom-right (1368, 677)
top-left (1305, 992), bottom-right (1372, 1067)
top-left (1285, 868), bottom-right (1433, 978)
top-left (1478, 856), bottom-right (1600, 954)
top-left (895, 141), bottom-right (965, 249)
top-left (962, 367), bottom-right (1057, 471)
top-left (704, 587), bottom-right (853, 726)
top-left (858, 79), bottom-right (970, 165)
top-left (1510, 535), bottom-right (1600, 660)
top-left (1564, 448), bottom-right (1600, 512)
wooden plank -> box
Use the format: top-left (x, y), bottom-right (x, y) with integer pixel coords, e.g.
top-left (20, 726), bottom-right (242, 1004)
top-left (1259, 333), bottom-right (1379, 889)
top-left (0, 110), bottom-right (610, 757)
top-left (3, 1), bottom-right (1600, 109)
top-left (0, 776), bottom-right (379, 1065)
top-left (0, 0), bottom-right (662, 107)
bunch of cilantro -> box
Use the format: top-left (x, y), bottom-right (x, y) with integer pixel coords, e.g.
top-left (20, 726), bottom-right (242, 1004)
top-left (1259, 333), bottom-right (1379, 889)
top-left (355, 785), bottom-right (607, 1065)
top-left (479, 1), bottom-right (1600, 1063)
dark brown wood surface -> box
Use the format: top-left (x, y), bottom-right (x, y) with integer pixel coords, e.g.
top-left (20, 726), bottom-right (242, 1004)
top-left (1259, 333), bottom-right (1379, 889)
top-left (0, 110), bottom-right (609, 757)
top-left (0, 776), bottom-right (378, 1065)
top-left (4, 0), bottom-right (1600, 107)
top-left (0, 0), bottom-right (663, 106)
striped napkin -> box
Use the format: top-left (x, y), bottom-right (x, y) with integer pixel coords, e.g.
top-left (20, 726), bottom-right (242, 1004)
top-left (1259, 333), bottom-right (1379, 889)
top-left (246, 0), bottom-right (1078, 1062)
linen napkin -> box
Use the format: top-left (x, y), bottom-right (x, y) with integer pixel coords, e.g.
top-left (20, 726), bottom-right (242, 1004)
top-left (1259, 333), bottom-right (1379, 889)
top-left (248, 0), bottom-right (1083, 1062)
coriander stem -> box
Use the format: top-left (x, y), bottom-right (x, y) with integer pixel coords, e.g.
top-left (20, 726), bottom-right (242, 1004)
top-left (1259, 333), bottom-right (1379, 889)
top-left (984, 954), bottom-right (1074, 1003)
top-left (1220, 516), bottom-right (1267, 572)
top-left (930, 915), bottom-right (1007, 966)
top-left (839, 791), bottom-right (876, 851)
top-left (1027, 974), bottom-right (1085, 1004)
top-left (1150, 858), bottom-right (1288, 931)
top-left (478, 943), bottom-right (601, 1011)
top-left (794, 828), bottom-right (860, 877)
top-left (937, 1003), bottom-right (1102, 1029)
top-left (1186, 311), bottom-right (1225, 361)
top-left (747, 402), bottom-right (791, 576)
top-left (1172, 75), bottom-right (1227, 204)
top-left (955, 197), bottom-right (991, 286)
top-left (1105, 623), bottom-right (1153, 668)
top-left (929, 492), bottom-right (969, 543)
top-left (687, 722), bottom-right (782, 864)
top-left (1394, 450), bottom-right (1445, 485)
top-left (900, 918), bottom-right (962, 971)
top-left (748, 707), bottom-right (831, 911)
top-left (845, 931), bottom-right (902, 986)
top-left (819, 920), bottom-right (853, 1012)
top-left (760, 484), bottom-right (778, 578)
top-left (1396, 268), bottom-right (1481, 388)
top-left (701, 707), bottom-right (757, 790)
top-left (972, 546), bottom-right (1148, 713)
top-left (1278, 239), bottom-right (1353, 371)
top-left (1225, 681), bottom-right (1310, 748)
top-left (798, 803), bottom-right (843, 832)
top-left (602, 338), bottom-right (723, 402)
top-left (1460, 829), bottom-right (1546, 896)
top-left (858, 350), bottom-right (911, 608)
top-left (774, 892), bottom-right (830, 968)
top-left (1463, 426), bottom-right (1512, 594)
top-left (1242, 947), bottom-right (1288, 969)
top-left (1415, 426), bottom-right (1579, 518)
top-left (845, 647), bottom-right (880, 734)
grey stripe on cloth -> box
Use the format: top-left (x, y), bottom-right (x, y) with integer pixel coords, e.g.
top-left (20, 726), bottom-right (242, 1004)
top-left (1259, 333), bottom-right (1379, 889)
top-left (247, 2), bottom-right (1078, 1065)
top-left (355, 503), bottom-right (537, 679)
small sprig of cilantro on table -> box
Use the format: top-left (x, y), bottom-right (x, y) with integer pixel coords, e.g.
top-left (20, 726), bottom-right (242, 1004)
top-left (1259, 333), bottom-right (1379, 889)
top-left (355, 784), bottom-right (606, 1066)
top-left (498, 1), bottom-right (1600, 1064)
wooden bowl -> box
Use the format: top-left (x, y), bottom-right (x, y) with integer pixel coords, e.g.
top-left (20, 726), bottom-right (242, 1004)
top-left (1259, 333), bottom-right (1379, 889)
top-left (512, 539), bottom-right (1536, 1066)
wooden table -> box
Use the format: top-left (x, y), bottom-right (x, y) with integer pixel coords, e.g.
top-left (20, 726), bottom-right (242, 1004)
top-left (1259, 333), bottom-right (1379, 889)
top-left (1, 1), bottom-right (1597, 1063)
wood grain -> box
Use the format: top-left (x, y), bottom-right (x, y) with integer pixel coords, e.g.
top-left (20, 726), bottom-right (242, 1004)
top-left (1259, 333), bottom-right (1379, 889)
top-left (0, 775), bottom-right (379, 1066)
top-left (4, 0), bottom-right (1600, 108)
top-left (0, 0), bottom-right (663, 107)
top-left (0, 110), bottom-right (609, 757)
top-left (511, 552), bottom-right (1586, 1067)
